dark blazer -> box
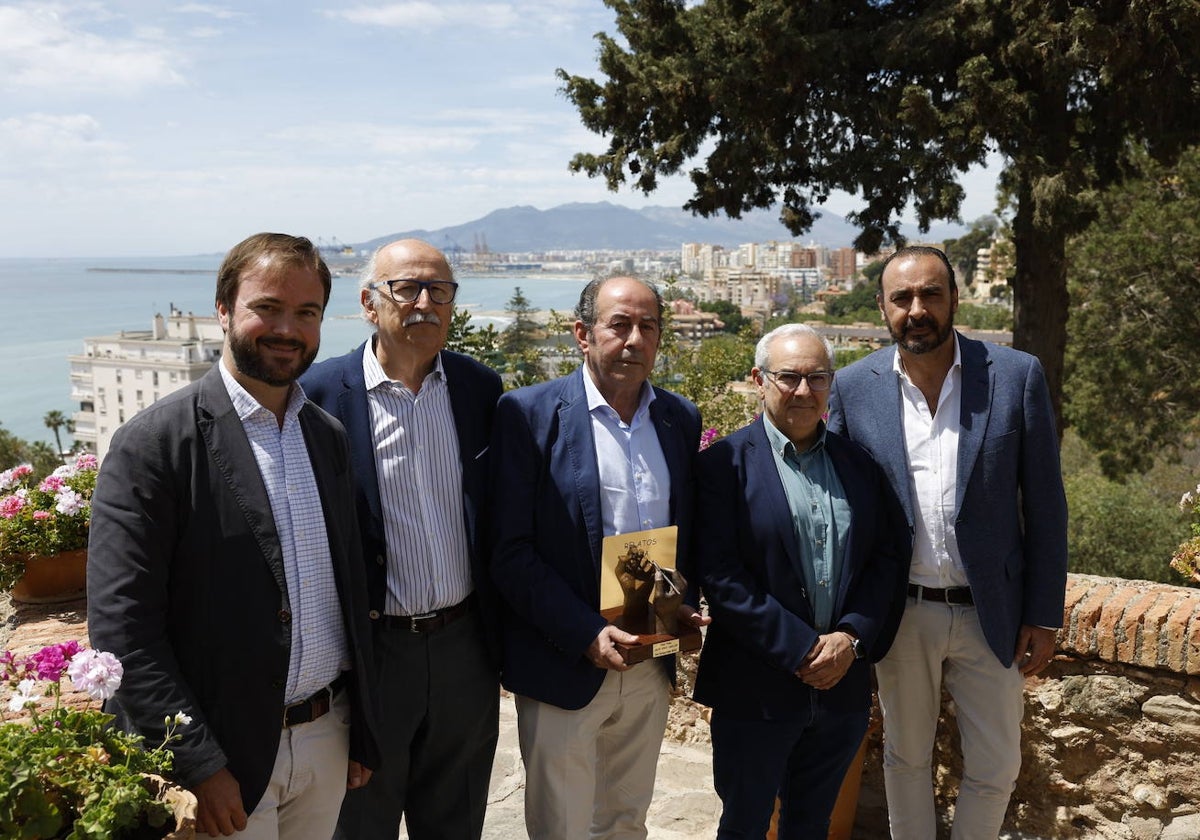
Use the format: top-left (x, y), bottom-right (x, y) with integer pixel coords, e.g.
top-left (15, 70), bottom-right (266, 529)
top-left (301, 342), bottom-right (504, 666)
top-left (826, 332), bottom-right (1069, 666)
top-left (692, 418), bottom-right (909, 719)
top-left (490, 369), bottom-right (702, 710)
top-left (87, 364), bottom-right (381, 814)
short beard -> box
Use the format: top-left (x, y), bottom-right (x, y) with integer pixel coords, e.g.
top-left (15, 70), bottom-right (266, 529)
top-left (892, 317), bottom-right (953, 355)
top-left (227, 330), bottom-right (317, 387)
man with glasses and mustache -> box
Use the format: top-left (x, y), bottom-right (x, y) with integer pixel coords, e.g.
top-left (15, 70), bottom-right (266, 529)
top-left (302, 238), bottom-right (502, 840)
top-left (827, 245), bottom-right (1068, 839)
top-left (88, 233), bottom-right (381, 839)
top-left (692, 323), bottom-right (908, 838)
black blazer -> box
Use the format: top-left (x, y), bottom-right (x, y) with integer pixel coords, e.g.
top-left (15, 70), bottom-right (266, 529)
top-left (87, 364), bottom-right (381, 813)
top-left (301, 342), bottom-right (504, 667)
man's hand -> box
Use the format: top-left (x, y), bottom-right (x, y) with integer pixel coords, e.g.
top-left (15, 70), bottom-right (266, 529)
top-left (675, 603), bottom-right (711, 630)
top-left (347, 760), bottom-right (373, 790)
top-left (795, 631), bottom-right (855, 691)
top-left (1014, 625), bottom-right (1057, 676)
top-left (587, 624), bottom-right (638, 671)
top-left (193, 767), bottom-right (248, 837)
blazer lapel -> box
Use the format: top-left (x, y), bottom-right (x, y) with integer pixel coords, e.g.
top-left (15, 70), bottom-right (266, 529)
top-left (338, 342), bottom-right (383, 525)
top-left (955, 333), bottom-right (993, 514)
top-left (559, 371), bottom-right (604, 573)
top-left (195, 366), bottom-right (287, 595)
top-left (868, 348), bottom-right (915, 523)
top-left (744, 420), bottom-right (804, 579)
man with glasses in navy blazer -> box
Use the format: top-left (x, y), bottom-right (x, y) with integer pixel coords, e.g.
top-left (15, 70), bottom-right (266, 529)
top-left (693, 323), bottom-right (908, 839)
top-left (302, 239), bottom-right (502, 840)
top-left (827, 245), bottom-right (1068, 839)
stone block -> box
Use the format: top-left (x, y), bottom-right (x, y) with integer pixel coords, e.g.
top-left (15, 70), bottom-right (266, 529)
top-left (1097, 587), bottom-right (1141, 662)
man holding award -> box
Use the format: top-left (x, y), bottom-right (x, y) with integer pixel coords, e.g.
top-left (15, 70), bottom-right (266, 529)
top-left (490, 275), bottom-right (709, 839)
top-left (693, 324), bottom-right (909, 838)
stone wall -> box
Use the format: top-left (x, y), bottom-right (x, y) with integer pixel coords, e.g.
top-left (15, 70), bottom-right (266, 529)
top-left (836, 574), bottom-right (1200, 840)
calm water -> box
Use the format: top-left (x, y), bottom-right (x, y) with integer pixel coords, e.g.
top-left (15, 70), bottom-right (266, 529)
top-left (0, 256), bottom-right (590, 447)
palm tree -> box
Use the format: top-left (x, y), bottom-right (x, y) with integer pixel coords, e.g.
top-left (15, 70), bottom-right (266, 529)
top-left (43, 410), bottom-right (68, 461)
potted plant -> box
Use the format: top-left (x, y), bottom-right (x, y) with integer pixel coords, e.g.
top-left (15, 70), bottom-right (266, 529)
top-left (1, 639), bottom-right (195, 838)
top-left (0, 453), bottom-right (97, 601)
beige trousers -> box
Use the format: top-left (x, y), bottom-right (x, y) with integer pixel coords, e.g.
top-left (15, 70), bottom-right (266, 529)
top-left (515, 663), bottom-right (671, 840)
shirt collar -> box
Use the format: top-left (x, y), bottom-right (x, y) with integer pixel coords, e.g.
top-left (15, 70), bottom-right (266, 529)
top-left (218, 360), bottom-right (307, 423)
top-left (762, 412), bottom-right (828, 460)
top-left (581, 364), bottom-right (655, 421)
top-left (363, 338), bottom-right (445, 392)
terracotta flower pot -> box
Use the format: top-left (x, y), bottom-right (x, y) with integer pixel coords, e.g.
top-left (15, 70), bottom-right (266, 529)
top-left (10, 548), bottom-right (87, 604)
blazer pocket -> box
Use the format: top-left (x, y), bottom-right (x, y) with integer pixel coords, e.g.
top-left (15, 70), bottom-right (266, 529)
top-left (981, 428), bottom-right (1019, 453)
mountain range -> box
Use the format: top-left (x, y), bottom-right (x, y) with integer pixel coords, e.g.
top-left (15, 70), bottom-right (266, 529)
top-left (356, 201), bottom-right (968, 254)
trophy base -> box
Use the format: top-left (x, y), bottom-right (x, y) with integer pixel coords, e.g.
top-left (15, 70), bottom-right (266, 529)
top-left (616, 628), bottom-right (703, 665)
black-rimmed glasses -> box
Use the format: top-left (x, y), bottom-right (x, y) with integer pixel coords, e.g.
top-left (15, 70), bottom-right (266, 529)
top-left (371, 279), bottom-right (459, 304)
top-left (763, 369), bottom-right (834, 392)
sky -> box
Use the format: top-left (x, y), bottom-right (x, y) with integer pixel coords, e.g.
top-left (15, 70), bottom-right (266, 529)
top-left (0, 1), bottom-right (1001, 258)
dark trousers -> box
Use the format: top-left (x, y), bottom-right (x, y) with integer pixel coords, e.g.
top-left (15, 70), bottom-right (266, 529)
top-left (335, 604), bottom-right (499, 840)
top-left (710, 697), bottom-right (869, 840)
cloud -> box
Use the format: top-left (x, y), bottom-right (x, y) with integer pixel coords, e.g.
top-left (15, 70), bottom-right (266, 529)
top-left (0, 3), bottom-right (185, 94)
top-left (0, 112), bottom-right (125, 174)
top-left (325, 1), bottom-right (582, 33)
top-left (172, 3), bottom-right (247, 20)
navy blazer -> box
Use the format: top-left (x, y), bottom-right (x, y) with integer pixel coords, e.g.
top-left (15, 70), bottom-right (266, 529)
top-left (87, 364), bottom-right (381, 813)
top-left (826, 332), bottom-right (1069, 666)
top-left (301, 341), bottom-right (504, 667)
top-left (692, 418), bottom-right (909, 719)
top-left (490, 369), bottom-right (701, 710)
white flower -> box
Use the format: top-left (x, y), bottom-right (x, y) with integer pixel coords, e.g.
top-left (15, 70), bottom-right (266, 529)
top-left (1182, 490), bottom-right (1197, 513)
top-left (66, 649), bottom-right (123, 700)
top-left (54, 488), bottom-right (85, 516)
top-left (51, 463), bottom-right (77, 479)
top-left (8, 679), bottom-right (39, 712)
top-left (173, 711), bottom-right (193, 726)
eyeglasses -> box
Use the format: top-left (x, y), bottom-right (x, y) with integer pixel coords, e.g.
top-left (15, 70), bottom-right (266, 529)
top-left (762, 369), bottom-right (834, 392)
top-left (371, 279), bottom-right (459, 304)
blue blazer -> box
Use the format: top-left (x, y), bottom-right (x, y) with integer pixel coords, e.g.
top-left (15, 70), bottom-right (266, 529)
top-left (692, 418), bottom-right (909, 719)
top-left (490, 369), bottom-right (702, 710)
top-left (826, 333), bottom-right (1069, 666)
top-left (301, 341), bottom-right (504, 667)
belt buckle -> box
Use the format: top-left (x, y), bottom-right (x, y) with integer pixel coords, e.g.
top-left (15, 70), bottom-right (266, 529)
top-left (283, 696), bottom-right (305, 729)
top-left (409, 611), bottom-right (437, 633)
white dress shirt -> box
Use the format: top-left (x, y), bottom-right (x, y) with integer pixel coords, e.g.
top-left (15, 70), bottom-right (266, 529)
top-left (582, 366), bottom-right (671, 538)
top-left (363, 343), bottom-right (473, 616)
top-left (895, 335), bottom-right (968, 588)
top-left (219, 363), bottom-right (348, 704)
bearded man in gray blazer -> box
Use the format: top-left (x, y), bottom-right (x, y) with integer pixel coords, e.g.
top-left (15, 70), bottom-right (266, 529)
top-left (827, 245), bottom-right (1068, 839)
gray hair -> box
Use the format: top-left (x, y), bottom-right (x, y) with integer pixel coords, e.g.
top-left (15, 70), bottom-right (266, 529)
top-left (755, 323), bottom-right (835, 371)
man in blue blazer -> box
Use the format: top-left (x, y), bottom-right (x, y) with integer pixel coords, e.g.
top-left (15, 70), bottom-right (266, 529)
top-left (88, 233), bottom-right (380, 839)
top-left (693, 323), bottom-right (909, 839)
top-left (301, 239), bottom-right (502, 840)
top-left (490, 275), bottom-right (709, 839)
top-left (827, 246), bottom-right (1068, 839)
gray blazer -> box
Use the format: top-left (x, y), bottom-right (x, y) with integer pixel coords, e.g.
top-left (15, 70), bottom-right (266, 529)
top-left (87, 364), bottom-right (381, 813)
top-left (827, 332), bottom-right (1068, 666)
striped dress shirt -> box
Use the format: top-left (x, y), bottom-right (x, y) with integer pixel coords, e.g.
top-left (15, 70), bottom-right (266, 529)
top-left (362, 344), bottom-right (473, 616)
top-left (218, 363), bottom-right (348, 704)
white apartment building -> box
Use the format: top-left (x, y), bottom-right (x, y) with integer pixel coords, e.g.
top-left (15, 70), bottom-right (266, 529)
top-left (69, 306), bottom-right (224, 461)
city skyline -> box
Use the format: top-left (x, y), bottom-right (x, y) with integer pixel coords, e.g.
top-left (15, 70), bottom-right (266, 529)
top-left (0, 0), bottom-right (1001, 259)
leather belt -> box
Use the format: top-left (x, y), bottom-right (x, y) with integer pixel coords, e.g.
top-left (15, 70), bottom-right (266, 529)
top-left (908, 583), bottom-right (974, 606)
top-left (283, 673), bottom-right (346, 729)
top-left (382, 598), bottom-right (472, 633)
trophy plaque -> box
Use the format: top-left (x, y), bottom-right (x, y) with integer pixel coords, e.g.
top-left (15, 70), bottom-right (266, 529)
top-left (600, 526), bottom-right (703, 664)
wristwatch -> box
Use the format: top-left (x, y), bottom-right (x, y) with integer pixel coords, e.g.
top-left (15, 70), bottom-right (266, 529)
top-left (847, 633), bottom-right (866, 660)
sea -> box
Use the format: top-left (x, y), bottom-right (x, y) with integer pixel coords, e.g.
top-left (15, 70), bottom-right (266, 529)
top-left (0, 255), bottom-right (591, 448)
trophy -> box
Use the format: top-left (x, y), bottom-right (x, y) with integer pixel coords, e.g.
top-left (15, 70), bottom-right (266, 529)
top-left (600, 526), bottom-right (703, 664)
